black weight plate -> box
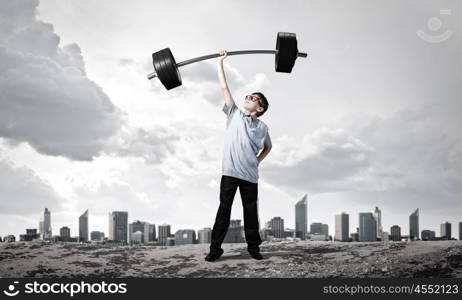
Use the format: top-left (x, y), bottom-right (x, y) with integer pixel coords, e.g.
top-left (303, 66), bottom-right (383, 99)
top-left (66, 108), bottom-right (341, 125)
top-left (152, 48), bottom-right (179, 90)
top-left (276, 32), bottom-right (297, 72)
top-left (275, 32), bottom-right (298, 73)
top-left (152, 50), bottom-right (164, 76)
top-left (277, 32), bottom-right (297, 72)
top-left (162, 48), bottom-right (182, 90)
top-left (152, 49), bottom-right (170, 87)
top-left (156, 49), bottom-right (176, 90)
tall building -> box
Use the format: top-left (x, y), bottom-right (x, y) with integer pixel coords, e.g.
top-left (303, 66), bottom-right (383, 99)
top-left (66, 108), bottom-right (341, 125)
top-left (108, 211), bottom-right (128, 242)
top-left (149, 224), bottom-right (156, 242)
top-left (440, 222), bottom-right (452, 240)
top-left (359, 213), bottom-right (377, 242)
top-left (198, 227), bottom-right (212, 244)
top-left (335, 212), bottom-right (349, 242)
top-left (373, 206), bottom-right (383, 240)
top-left (270, 217), bottom-right (285, 238)
top-left (295, 194), bottom-right (308, 240)
top-left (158, 224), bottom-right (171, 246)
top-left (175, 229), bottom-right (196, 245)
top-left (129, 220), bottom-right (150, 244)
top-left (90, 231), bottom-right (105, 241)
top-left (42, 208), bottom-right (52, 239)
top-left (459, 222), bottom-right (462, 240)
top-left (60, 226), bottom-right (71, 242)
top-left (390, 225), bottom-right (401, 241)
top-left (79, 209), bottom-right (89, 242)
top-left (224, 220), bottom-right (245, 243)
top-left (38, 221), bottom-right (44, 236)
top-left (409, 208), bottom-right (419, 240)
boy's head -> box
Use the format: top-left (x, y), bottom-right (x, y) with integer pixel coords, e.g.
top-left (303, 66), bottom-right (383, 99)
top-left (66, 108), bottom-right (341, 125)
top-left (243, 92), bottom-right (269, 117)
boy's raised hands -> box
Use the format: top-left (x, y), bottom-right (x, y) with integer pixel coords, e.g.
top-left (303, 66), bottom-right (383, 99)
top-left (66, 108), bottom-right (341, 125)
top-left (218, 50), bottom-right (228, 62)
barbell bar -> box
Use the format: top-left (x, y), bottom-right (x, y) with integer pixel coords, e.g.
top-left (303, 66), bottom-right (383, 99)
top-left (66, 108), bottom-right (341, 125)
top-left (147, 32), bottom-right (307, 90)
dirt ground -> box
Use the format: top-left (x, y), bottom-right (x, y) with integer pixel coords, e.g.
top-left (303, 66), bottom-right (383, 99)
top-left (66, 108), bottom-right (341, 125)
top-left (1, 240), bottom-right (461, 278)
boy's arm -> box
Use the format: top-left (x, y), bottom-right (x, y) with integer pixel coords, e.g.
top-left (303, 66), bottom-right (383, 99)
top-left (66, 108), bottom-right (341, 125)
top-left (257, 132), bottom-right (272, 164)
top-left (217, 50), bottom-right (233, 106)
top-left (257, 146), bottom-right (272, 164)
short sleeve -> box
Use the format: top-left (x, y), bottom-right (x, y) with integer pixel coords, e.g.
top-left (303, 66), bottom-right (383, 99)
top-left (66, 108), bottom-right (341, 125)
top-left (222, 99), bottom-right (238, 119)
top-left (263, 131), bottom-right (272, 148)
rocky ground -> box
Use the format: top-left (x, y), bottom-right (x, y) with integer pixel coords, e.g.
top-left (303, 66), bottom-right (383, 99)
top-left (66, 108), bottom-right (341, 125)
top-left (1, 240), bottom-right (461, 278)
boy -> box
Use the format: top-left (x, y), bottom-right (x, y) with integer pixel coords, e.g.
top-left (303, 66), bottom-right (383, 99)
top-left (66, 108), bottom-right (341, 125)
top-left (205, 50), bottom-right (272, 262)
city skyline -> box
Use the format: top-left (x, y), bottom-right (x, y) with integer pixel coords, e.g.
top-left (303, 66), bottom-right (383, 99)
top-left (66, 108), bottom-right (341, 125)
top-left (4, 202), bottom-right (462, 243)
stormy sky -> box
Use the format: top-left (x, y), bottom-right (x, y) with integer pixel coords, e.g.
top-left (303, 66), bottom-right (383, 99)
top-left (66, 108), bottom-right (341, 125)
top-left (1, 0), bottom-right (461, 240)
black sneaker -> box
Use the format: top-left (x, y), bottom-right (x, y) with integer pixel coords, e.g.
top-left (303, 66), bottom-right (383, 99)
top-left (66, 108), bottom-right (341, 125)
top-left (249, 251), bottom-right (263, 260)
top-left (205, 249), bottom-right (224, 262)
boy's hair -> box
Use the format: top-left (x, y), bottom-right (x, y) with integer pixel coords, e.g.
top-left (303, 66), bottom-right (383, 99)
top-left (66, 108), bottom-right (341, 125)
top-left (252, 92), bottom-right (269, 117)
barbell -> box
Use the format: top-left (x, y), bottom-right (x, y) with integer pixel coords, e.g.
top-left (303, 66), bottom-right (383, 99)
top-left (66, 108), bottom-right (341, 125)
top-left (147, 32), bottom-right (307, 90)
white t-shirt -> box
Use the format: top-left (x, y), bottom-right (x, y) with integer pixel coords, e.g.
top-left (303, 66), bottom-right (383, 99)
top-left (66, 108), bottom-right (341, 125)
top-left (221, 99), bottom-right (272, 183)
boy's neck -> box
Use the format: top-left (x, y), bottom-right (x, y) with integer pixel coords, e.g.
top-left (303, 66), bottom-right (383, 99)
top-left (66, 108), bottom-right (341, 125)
top-left (243, 108), bottom-right (258, 116)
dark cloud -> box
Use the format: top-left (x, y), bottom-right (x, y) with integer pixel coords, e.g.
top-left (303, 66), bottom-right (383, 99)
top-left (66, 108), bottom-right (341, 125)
top-left (0, 0), bottom-right (125, 161)
top-left (0, 158), bottom-right (62, 215)
top-left (262, 128), bottom-right (372, 193)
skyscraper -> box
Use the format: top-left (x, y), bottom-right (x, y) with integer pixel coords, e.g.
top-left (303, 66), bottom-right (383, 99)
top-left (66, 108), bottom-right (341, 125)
top-left (149, 224), bottom-right (156, 242)
top-left (60, 226), bottom-right (71, 242)
top-left (335, 212), bottom-right (349, 242)
top-left (108, 211), bottom-right (128, 243)
top-left (373, 206), bottom-right (383, 240)
top-left (42, 208), bottom-right (52, 239)
top-left (270, 217), bottom-right (285, 238)
top-left (390, 225), bottom-right (401, 241)
top-left (129, 220), bottom-right (150, 244)
top-left (79, 209), bottom-right (89, 242)
top-left (359, 212), bottom-right (377, 242)
top-left (409, 208), bottom-right (419, 240)
top-left (295, 194), bottom-right (308, 240)
top-left (459, 222), bottom-right (462, 241)
top-left (440, 222), bottom-right (452, 240)
top-left (158, 224), bottom-right (171, 246)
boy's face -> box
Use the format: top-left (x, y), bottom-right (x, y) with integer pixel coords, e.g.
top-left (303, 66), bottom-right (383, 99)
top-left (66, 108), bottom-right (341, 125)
top-left (243, 94), bottom-right (264, 115)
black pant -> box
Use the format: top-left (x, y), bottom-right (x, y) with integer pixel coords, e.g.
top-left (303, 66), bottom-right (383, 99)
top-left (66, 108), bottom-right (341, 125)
top-left (210, 175), bottom-right (262, 253)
